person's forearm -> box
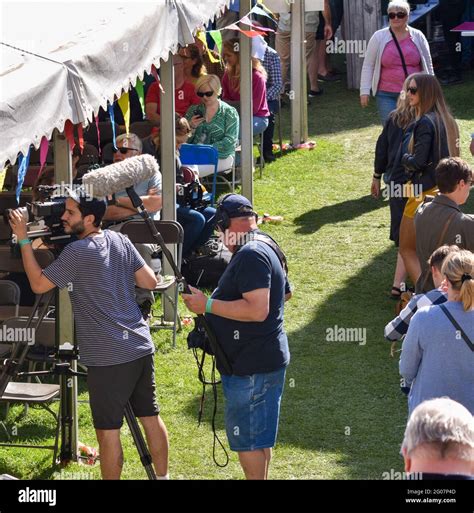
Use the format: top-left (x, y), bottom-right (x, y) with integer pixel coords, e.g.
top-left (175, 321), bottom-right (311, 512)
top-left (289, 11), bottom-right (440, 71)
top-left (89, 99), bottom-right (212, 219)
top-left (19, 243), bottom-right (45, 292)
top-left (116, 195), bottom-right (162, 213)
top-left (103, 205), bottom-right (137, 221)
top-left (323, 0), bottom-right (332, 27)
top-left (210, 298), bottom-right (267, 322)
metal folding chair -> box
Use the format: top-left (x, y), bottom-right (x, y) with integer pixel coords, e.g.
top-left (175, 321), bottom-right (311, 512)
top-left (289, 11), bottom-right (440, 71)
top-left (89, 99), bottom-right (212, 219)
top-left (120, 220), bottom-right (184, 347)
top-left (0, 280), bottom-right (20, 317)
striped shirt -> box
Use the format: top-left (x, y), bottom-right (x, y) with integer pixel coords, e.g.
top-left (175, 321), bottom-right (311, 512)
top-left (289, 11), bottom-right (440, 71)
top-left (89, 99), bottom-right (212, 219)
top-left (185, 100), bottom-right (239, 159)
top-left (384, 288), bottom-right (447, 342)
top-left (42, 230), bottom-right (154, 367)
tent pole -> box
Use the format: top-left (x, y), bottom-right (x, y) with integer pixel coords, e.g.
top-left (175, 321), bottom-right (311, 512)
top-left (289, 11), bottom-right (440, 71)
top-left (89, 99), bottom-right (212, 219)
top-left (239, 0), bottom-right (254, 204)
top-left (53, 130), bottom-right (78, 464)
top-left (160, 55), bottom-right (177, 322)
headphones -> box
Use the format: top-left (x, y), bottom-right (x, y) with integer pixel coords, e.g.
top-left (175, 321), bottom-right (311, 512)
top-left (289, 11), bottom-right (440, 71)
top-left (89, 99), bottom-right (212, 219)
top-left (215, 193), bottom-right (257, 231)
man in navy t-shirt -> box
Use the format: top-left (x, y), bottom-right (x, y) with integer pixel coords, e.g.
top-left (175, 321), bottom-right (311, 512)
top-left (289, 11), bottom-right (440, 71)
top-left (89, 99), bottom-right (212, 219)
top-left (8, 190), bottom-right (169, 480)
top-left (182, 194), bottom-right (291, 480)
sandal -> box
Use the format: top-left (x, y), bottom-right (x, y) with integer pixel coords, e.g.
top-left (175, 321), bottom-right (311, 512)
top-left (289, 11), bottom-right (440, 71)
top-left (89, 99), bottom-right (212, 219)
top-left (390, 287), bottom-right (402, 299)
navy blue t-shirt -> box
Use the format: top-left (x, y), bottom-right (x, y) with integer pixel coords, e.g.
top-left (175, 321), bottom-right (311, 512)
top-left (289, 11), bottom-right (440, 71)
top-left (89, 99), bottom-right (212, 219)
top-left (206, 237), bottom-right (290, 376)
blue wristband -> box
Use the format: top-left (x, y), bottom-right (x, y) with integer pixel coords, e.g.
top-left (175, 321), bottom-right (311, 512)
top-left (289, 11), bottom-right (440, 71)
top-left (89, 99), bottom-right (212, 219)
top-left (205, 298), bottom-right (214, 314)
top-left (18, 239), bottom-right (31, 247)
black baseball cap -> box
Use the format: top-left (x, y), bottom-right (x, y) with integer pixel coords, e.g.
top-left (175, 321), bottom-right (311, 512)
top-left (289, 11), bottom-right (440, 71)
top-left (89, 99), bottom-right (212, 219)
top-left (66, 185), bottom-right (107, 222)
top-left (218, 194), bottom-right (254, 218)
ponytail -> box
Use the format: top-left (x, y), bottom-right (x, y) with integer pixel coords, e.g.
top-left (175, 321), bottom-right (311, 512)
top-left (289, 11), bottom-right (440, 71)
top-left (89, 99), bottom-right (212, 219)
top-left (441, 250), bottom-right (474, 311)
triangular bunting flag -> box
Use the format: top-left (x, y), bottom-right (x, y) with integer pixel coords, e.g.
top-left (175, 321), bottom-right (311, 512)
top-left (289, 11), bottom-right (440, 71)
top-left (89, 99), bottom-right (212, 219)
top-left (117, 91), bottom-right (130, 135)
top-left (135, 79), bottom-right (146, 119)
top-left (39, 136), bottom-right (49, 174)
top-left (16, 148), bottom-right (31, 204)
top-left (108, 104), bottom-right (118, 150)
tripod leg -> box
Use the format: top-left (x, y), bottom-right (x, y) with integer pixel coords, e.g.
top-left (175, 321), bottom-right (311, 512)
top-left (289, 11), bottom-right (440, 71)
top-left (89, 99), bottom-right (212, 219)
top-left (124, 402), bottom-right (157, 480)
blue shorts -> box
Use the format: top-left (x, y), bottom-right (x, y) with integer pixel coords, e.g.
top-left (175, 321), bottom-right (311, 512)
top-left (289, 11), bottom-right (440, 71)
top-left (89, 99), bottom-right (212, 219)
top-left (221, 367), bottom-right (286, 452)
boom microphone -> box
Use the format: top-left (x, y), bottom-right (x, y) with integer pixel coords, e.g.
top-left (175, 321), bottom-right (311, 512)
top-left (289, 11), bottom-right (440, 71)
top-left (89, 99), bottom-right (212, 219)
top-left (82, 154), bottom-right (159, 198)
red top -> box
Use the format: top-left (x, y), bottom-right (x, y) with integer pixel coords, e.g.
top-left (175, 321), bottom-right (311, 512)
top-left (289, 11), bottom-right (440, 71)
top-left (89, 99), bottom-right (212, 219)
top-left (145, 81), bottom-right (200, 116)
top-left (222, 69), bottom-right (270, 118)
top-left (378, 38), bottom-right (422, 94)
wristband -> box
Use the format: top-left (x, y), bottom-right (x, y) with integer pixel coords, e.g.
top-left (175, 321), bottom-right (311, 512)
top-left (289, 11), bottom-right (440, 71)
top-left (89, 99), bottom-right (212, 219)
top-left (18, 239), bottom-right (31, 247)
top-left (373, 174), bottom-right (382, 180)
top-left (205, 298), bottom-right (214, 314)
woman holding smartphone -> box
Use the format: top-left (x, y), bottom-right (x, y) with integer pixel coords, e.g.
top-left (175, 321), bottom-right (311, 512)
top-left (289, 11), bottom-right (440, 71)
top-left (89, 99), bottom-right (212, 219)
top-left (185, 74), bottom-right (239, 178)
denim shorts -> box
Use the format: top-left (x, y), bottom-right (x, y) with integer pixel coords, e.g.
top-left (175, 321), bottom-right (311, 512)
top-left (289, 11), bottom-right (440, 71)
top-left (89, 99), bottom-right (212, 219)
top-left (221, 367), bottom-right (286, 452)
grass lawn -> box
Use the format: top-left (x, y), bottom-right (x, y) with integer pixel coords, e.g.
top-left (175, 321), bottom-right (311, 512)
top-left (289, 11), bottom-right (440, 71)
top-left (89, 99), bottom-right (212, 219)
top-left (1, 70), bottom-right (473, 480)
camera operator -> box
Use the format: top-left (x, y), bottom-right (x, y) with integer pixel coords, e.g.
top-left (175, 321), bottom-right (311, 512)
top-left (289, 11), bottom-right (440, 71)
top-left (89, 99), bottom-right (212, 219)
top-left (8, 191), bottom-right (169, 480)
top-left (182, 194), bottom-right (291, 480)
top-left (103, 133), bottom-right (163, 320)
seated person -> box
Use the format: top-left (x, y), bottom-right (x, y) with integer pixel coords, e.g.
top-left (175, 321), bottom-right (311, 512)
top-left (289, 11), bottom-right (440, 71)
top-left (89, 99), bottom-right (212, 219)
top-left (145, 55), bottom-right (200, 126)
top-left (401, 398), bottom-right (473, 480)
top-left (400, 250), bottom-right (474, 415)
top-left (179, 44), bottom-right (207, 86)
top-left (143, 116), bottom-right (216, 258)
top-left (185, 74), bottom-right (239, 178)
top-left (221, 38), bottom-right (270, 137)
top-left (384, 245), bottom-right (459, 342)
top-left (102, 133), bottom-right (162, 319)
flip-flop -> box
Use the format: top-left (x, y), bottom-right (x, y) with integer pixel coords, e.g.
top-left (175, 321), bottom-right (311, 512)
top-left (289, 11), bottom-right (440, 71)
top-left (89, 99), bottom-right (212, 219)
top-left (390, 287), bottom-right (402, 299)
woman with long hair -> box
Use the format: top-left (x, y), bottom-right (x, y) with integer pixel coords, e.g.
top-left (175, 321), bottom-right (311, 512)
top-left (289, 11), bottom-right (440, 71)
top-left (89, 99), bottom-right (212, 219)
top-left (179, 44), bottom-right (207, 85)
top-left (399, 72), bottom-right (460, 285)
top-left (222, 38), bottom-right (270, 136)
top-left (400, 250), bottom-right (474, 415)
top-left (372, 77), bottom-right (416, 298)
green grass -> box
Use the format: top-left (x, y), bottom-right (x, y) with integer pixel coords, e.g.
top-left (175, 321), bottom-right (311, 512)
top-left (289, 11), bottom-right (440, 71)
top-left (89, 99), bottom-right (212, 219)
top-left (1, 70), bottom-right (473, 480)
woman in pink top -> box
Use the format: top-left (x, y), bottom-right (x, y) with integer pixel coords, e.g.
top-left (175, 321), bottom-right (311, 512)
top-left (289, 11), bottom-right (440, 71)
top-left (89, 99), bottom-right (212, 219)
top-left (222, 38), bottom-right (270, 136)
top-left (360, 1), bottom-right (432, 124)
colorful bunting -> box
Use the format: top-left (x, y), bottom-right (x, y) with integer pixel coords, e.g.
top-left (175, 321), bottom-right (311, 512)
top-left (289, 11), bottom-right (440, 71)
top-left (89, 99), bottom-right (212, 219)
top-left (77, 124), bottom-right (84, 152)
top-left (16, 148), bottom-right (31, 204)
top-left (209, 30), bottom-right (223, 56)
top-left (39, 136), bottom-right (49, 174)
top-left (64, 120), bottom-right (76, 153)
top-left (108, 104), bottom-right (117, 150)
top-left (251, 4), bottom-right (277, 21)
top-left (117, 91), bottom-right (130, 135)
top-left (135, 78), bottom-right (146, 119)
top-left (95, 114), bottom-right (101, 156)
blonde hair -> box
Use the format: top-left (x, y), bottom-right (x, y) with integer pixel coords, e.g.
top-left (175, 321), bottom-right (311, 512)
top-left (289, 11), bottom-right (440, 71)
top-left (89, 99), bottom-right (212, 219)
top-left (195, 74), bottom-right (222, 96)
top-left (388, 1), bottom-right (410, 14)
top-left (223, 38), bottom-right (267, 92)
top-left (391, 76), bottom-right (415, 129)
top-left (441, 250), bottom-right (474, 311)
top-left (407, 73), bottom-right (460, 158)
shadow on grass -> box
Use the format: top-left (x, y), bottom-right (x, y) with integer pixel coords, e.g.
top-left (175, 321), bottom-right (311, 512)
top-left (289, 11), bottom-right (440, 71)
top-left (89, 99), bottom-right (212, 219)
top-left (294, 195), bottom-right (387, 235)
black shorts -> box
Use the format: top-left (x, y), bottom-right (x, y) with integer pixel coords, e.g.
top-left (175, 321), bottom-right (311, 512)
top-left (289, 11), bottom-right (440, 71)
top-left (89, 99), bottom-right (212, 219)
top-left (87, 354), bottom-right (159, 430)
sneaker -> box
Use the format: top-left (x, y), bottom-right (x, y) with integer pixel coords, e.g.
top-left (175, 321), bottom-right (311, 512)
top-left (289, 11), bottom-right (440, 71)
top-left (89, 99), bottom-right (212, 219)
top-left (263, 153), bottom-right (276, 162)
top-left (138, 300), bottom-right (153, 320)
top-left (317, 73), bottom-right (340, 82)
top-left (308, 89), bottom-right (323, 97)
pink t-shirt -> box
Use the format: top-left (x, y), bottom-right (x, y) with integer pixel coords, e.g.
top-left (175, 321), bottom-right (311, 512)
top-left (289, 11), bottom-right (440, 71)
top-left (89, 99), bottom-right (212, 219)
top-left (378, 38), bottom-right (422, 93)
top-left (222, 69), bottom-right (270, 118)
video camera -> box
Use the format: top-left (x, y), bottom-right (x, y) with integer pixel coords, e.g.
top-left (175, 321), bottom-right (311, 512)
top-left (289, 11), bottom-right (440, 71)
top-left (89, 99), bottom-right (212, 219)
top-left (3, 186), bottom-right (73, 247)
top-left (176, 166), bottom-right (210, 211)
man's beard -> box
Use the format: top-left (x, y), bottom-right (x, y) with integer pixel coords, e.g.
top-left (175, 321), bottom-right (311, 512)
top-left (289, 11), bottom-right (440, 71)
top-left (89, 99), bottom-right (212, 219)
top-left (63, 220), bottom-right (86, 235)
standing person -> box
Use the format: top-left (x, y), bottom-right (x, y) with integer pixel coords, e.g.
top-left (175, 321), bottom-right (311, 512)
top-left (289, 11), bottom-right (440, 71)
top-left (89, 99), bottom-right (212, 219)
top-left (252, 35), bottom-right (283, 163)
top-left (399, 74), bottom-right (460, 285)
top-left (399, 250), bottom-right (474, 416)
top-left (414, 158), bottom-right (474, 293)
top-left (316, 0), bottom-right (344, 81)
top-left (360, 1), bottom-right (433, 124)
top-left (275, 3), bottom-right (332, 97)
top-left (372, 77), bottom-right (415, 298)
top-left (8, 193), bottom-right (169, 480)
top-left (182, 194), bottom-right (291, 480)
top-left (222, 38), bottom-right (270, 137)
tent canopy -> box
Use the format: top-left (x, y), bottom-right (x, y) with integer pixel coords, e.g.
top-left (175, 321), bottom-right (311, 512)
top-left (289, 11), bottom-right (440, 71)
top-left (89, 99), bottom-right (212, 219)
top-left (0, 0), bottom-right (229, 168)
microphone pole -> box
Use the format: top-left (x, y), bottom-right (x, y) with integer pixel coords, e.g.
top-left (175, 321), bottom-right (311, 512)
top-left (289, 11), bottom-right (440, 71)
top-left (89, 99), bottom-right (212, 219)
top-left (125, 187), bottom-right (232, 375)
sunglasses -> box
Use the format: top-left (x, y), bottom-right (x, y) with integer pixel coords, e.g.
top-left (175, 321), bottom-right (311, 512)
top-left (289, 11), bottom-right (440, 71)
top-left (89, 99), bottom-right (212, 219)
top-left (407, 87), bottom-right (418, 95)
top-left (388, 11), bottom-right (407, 19)
top-left (113, 147), bottom-right (139, 154)
top-left (197, 91), bottom-right (214, 98)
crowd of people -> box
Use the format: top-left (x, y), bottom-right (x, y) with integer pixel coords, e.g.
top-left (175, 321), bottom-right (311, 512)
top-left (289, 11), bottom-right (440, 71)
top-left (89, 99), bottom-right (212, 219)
top-left (1, 0), bottom-right (473, 483)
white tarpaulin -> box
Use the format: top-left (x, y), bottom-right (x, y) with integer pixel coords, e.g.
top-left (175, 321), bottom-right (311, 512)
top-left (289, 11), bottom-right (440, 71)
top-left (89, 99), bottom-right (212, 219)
top-left (0, 0), bottom-right (229, 167)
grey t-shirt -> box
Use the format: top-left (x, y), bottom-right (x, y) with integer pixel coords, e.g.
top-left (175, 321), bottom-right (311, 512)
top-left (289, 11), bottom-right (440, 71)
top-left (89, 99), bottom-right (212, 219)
top-left (42, 230), bottom-right (154, 366)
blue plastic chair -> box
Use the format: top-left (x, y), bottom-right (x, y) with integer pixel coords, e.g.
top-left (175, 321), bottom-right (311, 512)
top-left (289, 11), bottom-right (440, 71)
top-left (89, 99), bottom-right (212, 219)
top-left (179, 144), bottom-right (219, 206)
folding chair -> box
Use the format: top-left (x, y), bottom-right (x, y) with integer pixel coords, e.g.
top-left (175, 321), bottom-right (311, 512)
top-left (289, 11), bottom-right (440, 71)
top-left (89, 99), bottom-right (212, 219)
top-left (179, 144), bottom-right (234, 206)
top-left (0, 280), bottom-right (20, 318)
top-left (120, 220), bottom-right (184, 347)
top-left (0, 315), bottom-right (60, 466)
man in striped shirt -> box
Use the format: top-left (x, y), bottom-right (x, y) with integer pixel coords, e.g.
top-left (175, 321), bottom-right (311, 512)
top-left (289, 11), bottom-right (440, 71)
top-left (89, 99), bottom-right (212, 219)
top-left (384, 245), bottom-right (460, 342)
top-left (8, 191), bottom-right (169, 480)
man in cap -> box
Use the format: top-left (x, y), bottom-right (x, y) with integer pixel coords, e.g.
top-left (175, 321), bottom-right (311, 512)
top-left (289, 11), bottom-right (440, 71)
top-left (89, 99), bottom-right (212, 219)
top-left (8, 189), bottom-right (169, 480)
top-left (182, 194), bottom-right (291, 480)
